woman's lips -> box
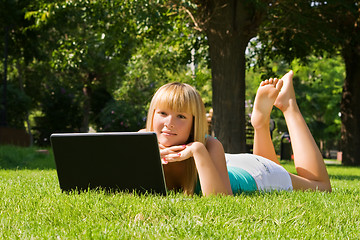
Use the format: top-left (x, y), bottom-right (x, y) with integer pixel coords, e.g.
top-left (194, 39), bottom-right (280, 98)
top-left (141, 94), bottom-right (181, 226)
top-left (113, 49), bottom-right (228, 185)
top-left (161, 130), bottom-right (176, 136)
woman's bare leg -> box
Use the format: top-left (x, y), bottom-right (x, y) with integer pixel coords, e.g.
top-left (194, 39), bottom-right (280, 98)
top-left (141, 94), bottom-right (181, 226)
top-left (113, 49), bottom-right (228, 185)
top-left (274, 70), bottom-right (331, 191)
top-left (251, 78), bottom-right (283, 164)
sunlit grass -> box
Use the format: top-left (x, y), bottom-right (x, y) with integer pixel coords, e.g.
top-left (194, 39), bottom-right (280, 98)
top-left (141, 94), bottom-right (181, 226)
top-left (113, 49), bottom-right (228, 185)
top-left (0, 146), bottom-right (359, 239)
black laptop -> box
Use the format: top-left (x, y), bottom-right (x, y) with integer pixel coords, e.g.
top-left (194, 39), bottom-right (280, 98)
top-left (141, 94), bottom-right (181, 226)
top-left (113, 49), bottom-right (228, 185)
top-left (50, 132), bottom-right (167, 195)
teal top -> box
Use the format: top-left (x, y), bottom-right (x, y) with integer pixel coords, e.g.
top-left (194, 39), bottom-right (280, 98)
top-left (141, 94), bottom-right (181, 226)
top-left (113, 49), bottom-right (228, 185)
top-left (197, 134), bottom-right (257, 195)
top-left (227, 166), bottom-right (257, 194)
top-left (195, 166), bottom-right (257, 195)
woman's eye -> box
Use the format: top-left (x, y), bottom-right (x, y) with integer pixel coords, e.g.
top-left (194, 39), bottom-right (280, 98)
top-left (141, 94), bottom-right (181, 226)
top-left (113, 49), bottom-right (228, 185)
top-left (178, 114), bottom-right (186, 119)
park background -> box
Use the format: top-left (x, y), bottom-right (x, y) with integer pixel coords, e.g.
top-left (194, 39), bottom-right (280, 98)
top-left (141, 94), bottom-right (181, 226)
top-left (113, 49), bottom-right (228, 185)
top-left (0, 1), bottom-right (358, 164)
top-left (1, 1), bottom-right (360, 239)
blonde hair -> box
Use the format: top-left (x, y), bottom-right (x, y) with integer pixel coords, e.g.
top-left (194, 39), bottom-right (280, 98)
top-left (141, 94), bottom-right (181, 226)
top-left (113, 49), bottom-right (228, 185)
top-left (146, 82), bottom-right (208, 194)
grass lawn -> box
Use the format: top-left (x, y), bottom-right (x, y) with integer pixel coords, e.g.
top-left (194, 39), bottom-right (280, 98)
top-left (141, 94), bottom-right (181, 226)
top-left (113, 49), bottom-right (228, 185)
top-left (0, 145), bottom-right (359, 239)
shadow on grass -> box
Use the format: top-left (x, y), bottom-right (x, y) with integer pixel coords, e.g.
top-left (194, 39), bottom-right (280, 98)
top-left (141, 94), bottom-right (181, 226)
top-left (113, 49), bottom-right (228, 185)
top-left (326, 164), bottom-right (360, 181)
top-left (0, 145), bottom-right (56, 170)
top-left (329, 174), bottom-right (360, 181)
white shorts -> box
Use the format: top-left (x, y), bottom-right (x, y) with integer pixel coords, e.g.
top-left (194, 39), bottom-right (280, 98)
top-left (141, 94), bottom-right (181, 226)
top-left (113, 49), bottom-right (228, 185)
top-left (225, 153), bottom-right (293, 192)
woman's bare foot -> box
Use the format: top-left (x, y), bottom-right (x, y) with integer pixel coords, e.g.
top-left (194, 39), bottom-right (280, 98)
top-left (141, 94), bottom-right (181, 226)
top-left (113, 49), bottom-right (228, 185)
top-left (251, 78), bottom-right (283, 129)
top-left (274, 70), bottom-right (298, 113)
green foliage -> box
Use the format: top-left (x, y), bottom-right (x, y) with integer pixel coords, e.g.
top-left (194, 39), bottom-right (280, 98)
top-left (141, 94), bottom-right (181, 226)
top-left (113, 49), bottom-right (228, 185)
top-left (0, 0), bottom-right (41, 63)
top-left (23, 0), bottom-right (154, 134)
top-left (109, 11), bottom-right (211, 130)
top-left (0, 0), bottom-right (44, 130)
top-left (255, 1), bottom-right (339, 65)
top-left (246, 55), bottom-right (345, 153)
top-left (2, 0), bottom-right (348, 155)
top-left (89, 86), bottom-right (113, 127)
top-left (2, 0), bottom-right (214, 140)
top-left (188, 64), bottom-right (213, 110)
top-left (45, 0), bottom-right (136, 78)
top-left (251, 1), bottom-right (359, 161)
top-left (98, 100), bottom-right (147, 132)
top-left (20, 0), bottom-right (208, 135)
top-left (0, 84), bottom-right (31, 129)
top-left (291, 56), bottom-right (344, 149)
top-left (34, 85), bottom-right (83, 145)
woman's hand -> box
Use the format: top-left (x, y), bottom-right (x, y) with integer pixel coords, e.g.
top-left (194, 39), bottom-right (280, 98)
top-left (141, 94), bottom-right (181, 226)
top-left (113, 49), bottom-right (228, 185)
top-left (159, 143), bottom-right (195, 164)
top-left (160, 139), bottom-right (233, 196)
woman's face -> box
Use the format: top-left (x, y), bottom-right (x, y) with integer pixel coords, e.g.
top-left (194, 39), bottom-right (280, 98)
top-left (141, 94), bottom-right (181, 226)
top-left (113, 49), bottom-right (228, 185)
top-left (153, 107), bottom-right (193, 147)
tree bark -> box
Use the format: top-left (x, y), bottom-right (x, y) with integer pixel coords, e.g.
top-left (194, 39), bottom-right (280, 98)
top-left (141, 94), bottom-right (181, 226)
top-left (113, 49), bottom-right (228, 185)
top-left (1, 26), bottom-right (9, 127)
top-left (81, 85), bottom-right (91, 133)
top-left (207, 32), bottom-right (248, 153)
top-left (16, 61), bottom-right (34, 146)
top-left (200, 0), bottom-right (266, 153)
top-left (80, 73), bottom-right (97, 133)
top-left (341, 42), bottom-right (360, 165)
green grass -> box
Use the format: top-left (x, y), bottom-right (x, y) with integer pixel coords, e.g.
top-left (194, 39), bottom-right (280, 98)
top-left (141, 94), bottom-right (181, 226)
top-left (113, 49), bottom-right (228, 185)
top-left (0, 146), bottom-right (359, 239)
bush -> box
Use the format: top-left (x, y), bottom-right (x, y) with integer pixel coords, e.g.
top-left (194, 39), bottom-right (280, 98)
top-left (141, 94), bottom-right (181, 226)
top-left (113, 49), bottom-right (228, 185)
top-left (89, 86), bottom-right (113, 128)
top-left (98, 100), bottom-right (147, 132)
top-left (0, 84), bottom-right (31, 129)
top-left (34, 85), bottom-right (82, 145)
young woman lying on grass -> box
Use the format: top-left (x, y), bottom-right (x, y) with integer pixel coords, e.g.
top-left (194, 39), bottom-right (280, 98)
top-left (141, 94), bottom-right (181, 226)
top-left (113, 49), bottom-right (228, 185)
top-left (140, 71), bottom-right (331, 196)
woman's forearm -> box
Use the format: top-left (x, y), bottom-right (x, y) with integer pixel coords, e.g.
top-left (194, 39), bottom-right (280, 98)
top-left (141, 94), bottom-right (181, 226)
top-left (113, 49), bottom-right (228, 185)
top-left (191, 142), bottom-right (232, 196)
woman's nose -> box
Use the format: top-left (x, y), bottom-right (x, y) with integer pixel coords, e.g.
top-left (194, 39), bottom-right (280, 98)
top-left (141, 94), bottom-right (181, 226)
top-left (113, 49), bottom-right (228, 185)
top-left (164, 116), bottom-right (174, 128)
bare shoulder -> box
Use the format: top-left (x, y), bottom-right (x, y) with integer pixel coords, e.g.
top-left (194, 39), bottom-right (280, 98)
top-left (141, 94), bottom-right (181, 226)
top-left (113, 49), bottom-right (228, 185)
top-left (205, 136), bottom-right (225, 154)
top-left (138, 129), bottom-right (147, 132)
top-left (205, 136), bottom-right (230, 192)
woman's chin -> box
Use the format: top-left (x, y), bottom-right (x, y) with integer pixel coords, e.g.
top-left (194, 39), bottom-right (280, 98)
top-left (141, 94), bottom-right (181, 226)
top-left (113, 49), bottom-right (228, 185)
top-left (160, 142), bottom-right (175, 147)
top-left (159, 139), bottom-right (184, 147)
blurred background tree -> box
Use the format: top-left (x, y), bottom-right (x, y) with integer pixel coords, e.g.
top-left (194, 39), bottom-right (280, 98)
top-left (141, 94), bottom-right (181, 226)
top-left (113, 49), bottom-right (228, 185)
top-left (1, 0), bottom-right (356, 165)
top-left (252, 0), bottom-right (359, 165)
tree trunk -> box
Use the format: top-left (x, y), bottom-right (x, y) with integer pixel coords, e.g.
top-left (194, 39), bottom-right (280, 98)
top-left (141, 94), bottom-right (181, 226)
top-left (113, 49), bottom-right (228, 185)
top-left (81, 73), bottom-right (97, 133)
top-left (201, 0), bottom-right (266, 153)
top-left (16, 61), bottom-right (34, 146)
top-left (207, 33), bottom-right (248, 153)
top-left (1, 26), bottom-right (9, 127)
top-left (81, 85), bottom-right (91, 133)
top-left (341, 43), bottom-right (360, 166)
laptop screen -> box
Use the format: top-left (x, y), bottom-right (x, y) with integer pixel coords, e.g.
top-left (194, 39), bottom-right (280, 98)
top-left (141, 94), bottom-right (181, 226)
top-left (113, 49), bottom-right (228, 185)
top-left (51, 132), bottom-right (167, 195)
